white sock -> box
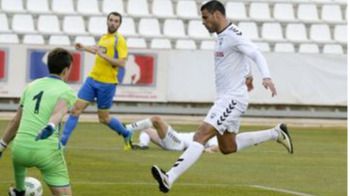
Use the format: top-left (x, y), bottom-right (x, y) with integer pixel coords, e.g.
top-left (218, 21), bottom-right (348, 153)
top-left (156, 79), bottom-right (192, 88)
top-left (139, 131), bottom-right (150, 146)
top-left (167, 141), bottom-right (204, 186)
top-left (236, 128), bottom-right (278, 152)
top-left (126, 119), bottom-right (153, 132)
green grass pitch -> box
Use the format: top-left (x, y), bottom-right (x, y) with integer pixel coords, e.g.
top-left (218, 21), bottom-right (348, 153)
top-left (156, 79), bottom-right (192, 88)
top-left (0, 121), bottom-right (346, 195)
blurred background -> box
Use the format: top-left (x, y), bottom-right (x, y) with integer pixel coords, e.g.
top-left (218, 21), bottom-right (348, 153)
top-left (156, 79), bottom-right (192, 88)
top-left (0, 0), bottom-right (347, 124)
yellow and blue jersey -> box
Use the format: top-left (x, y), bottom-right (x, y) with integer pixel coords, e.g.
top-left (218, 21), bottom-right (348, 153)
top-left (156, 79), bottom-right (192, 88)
top-left (89, 32), bottom-right (128, 84)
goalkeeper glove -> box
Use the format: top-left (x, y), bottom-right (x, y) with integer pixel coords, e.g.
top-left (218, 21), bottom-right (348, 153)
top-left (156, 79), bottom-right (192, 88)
top-left (35, 123), bottom-right (55, 141)
top-left (0, 139), bottom-right (7, 158)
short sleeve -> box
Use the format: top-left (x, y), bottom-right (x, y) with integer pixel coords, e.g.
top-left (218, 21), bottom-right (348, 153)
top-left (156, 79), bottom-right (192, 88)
top-left (59, 89), bottom-right (77, 109)
top-left (19, 87), bottom-right (28, 107)
top-left (117, 35), bottom-right (128, 59)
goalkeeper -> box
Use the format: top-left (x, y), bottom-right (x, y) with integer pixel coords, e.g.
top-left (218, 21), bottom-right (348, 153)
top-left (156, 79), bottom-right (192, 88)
top-left (0, 48), bottom-right (76, 196)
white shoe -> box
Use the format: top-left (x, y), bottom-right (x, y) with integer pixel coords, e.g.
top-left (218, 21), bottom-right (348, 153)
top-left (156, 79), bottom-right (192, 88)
top-left (151, 165), bottom-right (171, 193)
top-left (275, 123), bottom-right (293, 154)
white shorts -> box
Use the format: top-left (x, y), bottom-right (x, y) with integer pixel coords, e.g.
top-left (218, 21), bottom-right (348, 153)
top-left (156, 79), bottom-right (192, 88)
top-left (204, 97), bottom-right (247, 135)
top-left (160, 127), bottom-right (186, 151)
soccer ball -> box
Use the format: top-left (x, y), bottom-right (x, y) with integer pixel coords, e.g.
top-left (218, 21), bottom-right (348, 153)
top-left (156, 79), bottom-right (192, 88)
top-left (24, 177), bottom-right (43, 196)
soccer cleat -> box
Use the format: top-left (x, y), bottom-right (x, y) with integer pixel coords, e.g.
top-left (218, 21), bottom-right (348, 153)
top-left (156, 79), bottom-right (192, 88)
top-left (123, 131), bottom-right (133, 151)
top-left (132, 143), bottom-right (149, 150)
top-left (275, 123), bottom-right (293, 154)
top-left (151, 165), bottom-right (170, 193)
top-left (8, 187), bottom-right (25, 196)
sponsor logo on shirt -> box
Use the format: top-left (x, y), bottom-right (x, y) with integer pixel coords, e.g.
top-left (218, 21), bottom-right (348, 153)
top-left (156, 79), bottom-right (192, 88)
top-left (215, 52), bottom-right (224, 57)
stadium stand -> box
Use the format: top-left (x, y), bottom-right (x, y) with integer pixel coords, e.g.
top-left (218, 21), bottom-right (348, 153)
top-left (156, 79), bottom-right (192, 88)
top-left (0, 0), bottom-right (347, 55)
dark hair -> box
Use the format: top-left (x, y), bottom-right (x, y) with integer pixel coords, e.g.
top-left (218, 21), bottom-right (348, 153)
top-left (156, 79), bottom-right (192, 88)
top-left (107, 12), bottom-right (122, 24)
top-left (47, 48), bottom-right (73, 75)
top-left (201, 0), bottom-right (226, 16)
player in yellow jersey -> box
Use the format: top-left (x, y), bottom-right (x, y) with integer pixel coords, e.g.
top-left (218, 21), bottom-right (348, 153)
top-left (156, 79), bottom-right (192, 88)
top-left (61, 12), bottom-right (133, 150)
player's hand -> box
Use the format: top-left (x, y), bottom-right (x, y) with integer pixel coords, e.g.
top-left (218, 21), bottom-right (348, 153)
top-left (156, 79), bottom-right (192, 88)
top-left (0, 139), bottom-right (7, 159)
top-left (245, 76), bottom-right (254, 92)
top-left (262, 78), bottom-right (277, 97)
top-left (35, 124), bottom-right (55, 141)
top-left (74, 43), bottom-right (83, 50)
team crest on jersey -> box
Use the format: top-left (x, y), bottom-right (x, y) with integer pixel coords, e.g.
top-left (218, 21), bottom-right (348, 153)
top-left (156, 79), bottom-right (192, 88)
top-left (99, 46), bottom-right (107, 54)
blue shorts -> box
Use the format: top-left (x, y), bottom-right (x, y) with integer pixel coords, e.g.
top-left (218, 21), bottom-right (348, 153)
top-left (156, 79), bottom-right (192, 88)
top-left (78, 77), bottom-right (117, 110)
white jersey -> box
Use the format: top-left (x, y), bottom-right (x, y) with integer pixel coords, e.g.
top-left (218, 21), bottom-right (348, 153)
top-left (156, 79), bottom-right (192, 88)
top-left (214, 23), bottom-right (271, 102)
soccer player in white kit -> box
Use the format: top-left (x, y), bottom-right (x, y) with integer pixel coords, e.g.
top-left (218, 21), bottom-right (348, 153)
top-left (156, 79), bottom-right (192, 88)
top-left (126, 116), bottom-right (219, 152)
top-left (151, 0), bottom-right (293, 193)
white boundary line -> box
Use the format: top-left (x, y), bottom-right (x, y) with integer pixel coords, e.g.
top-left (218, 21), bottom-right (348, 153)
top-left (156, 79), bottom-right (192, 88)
top-left (249, 185), bottom-right (315, 196)
top-left (0, 180), bottom-right (315, 195)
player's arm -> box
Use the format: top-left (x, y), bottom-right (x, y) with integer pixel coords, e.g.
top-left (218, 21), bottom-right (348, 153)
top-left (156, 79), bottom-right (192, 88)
top-left (96, 49), bottom-right (127, 68)
top-left (237, 44), bottom-right (276, 96)
top-left (245, 64), bottom-right (254, 92)
top-left (0, 106), bottom-right (23, 158)
top-left (36, 99), bottom-right (69, 140)
top-left (75, 43), bottom-right (98, 55)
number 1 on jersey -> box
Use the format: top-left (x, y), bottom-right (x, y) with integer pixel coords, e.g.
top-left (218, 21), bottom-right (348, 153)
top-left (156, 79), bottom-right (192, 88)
top-left (33, 91), bottom-right (44, 114)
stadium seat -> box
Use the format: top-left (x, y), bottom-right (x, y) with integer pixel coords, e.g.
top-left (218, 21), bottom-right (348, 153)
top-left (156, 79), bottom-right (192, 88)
top-left (102, 0), bottom-right (125, 15)
top-left (273, 3), bottom-right (295, 22)
top-left (0, 14), bottom-right (11, 33)
top-left (299, 44), bottom-right (320, 54)
top-left (286, 23), bottom-right (308, 42)
top-left (52, 0), bottom-right (75, 15)
top-left (23, 34), bottom-right (45, 45)
top-left (310, 24), bottom-right (331, 43)
top-left (26, 0), bottom-right (50, 14)
top-left (238, 22), bottom-right (259, 40)
top-left (37, 15), bottom-right (61, 35)
top-left (77, 0), bottom-right (101, 15)
top-left (226, 2), bottom-right (248, 21)
top-left (249, 3), bottom-right (272, 21)
top-left (163, 19), bottom-right (186, 38)
top-left (88, 16), bottom-right (106, 36)
top-left (74, 36), bottom-right (96, 45)
top-left (127, 0), bottom-right (150, 17)
top-left (255, 42), bottom-right (271, 52)
top-left (323, 44), bottom-right (344, 54)
top-left (333, 25), bottom-right (347, 43)
top-left (175, 39), bottom-right (197, 50)
top-left (152, 0), bottom-right (175, 18)
top-left (188, 20), bottom-right (211, 39)
top-left (297, 4), bottom-right (319, 22)
top-left (176, 0), bottom-right (199, 19)
top-left (200, 40), bottom-right (215, 50)
top-left (321, 5), bottom-right (343, 23)
top-left (261, 22), bottom-right (284, 41)
top-left (274, 43), bottom-right (295, 53)
top-left (1, 0), bottom-right (25, 13)
top-left (63, 16), bottom-right (87, 35)
top-left (138, 18), bottom-right (162, 38)
top-left (48, 35), bottom-right (71, 46)
top-left (12, 14), bottom-right (36, 34)
top-left (127, 38), bottom-right (147, 48)
top-left (0, 34), bottom-right (19, 44)
top-left (118, 17), bottom-right (137, 37)
top-left (150, 38), bottom-right (172, 49)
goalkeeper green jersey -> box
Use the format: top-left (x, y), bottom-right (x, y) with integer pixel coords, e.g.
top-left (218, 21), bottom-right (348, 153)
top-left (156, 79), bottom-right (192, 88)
top-left (13, 76), bottom-right (76, 150)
